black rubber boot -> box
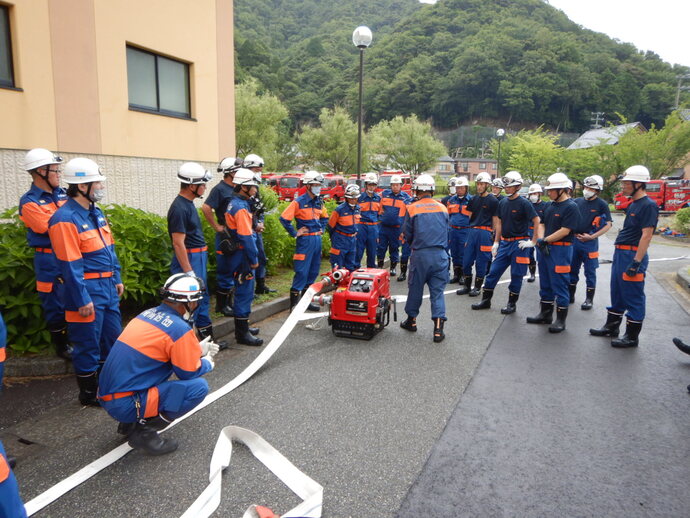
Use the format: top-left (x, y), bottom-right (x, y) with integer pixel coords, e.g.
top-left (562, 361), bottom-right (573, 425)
top-left (198, 325), bottom-right (229, 351)
top-left (469, 276), bottom-right (484, 297)
top-left (449, 266), bottom-right (462, 284)
top-left (7, 455), bottom-right (16, 469)
top-left (433, 318), bottom-right (445, 343)
top-left (456, 275), bottom-right (472, 295)
top-left (234, 318), bottom-right (263, 346)
top-left (301, 289), bottom-right (321, 312)
top-left (49, 324), bottom-right (73, 361)
top-left (501, 292), bottom-right (519, 314)
top-left (145, 414), bottom-right (174, 431)
top-left (76, 372), bottom-right (100, 407)
top-left (215, 291), bottom-right (234, 317)
top-left (397, 262), bottom-right (408, 282)
top-left (548, 307), bottom-right (568, 333)
top-left (255, 278), bottom-right (276, 294)
top-left (471, 288), bottom-right (493, 310)
top-left (390, 262), bottom-right (398, 277)
top-left (527, 264), bottom-right (536, 283)
top-left (568, 283), bottom-right (577, 304)
top-left (289, 290), bottom-right (301, 312)
top-left (377, 259), bottom-right (385, 269)
top-left (581, 287), bottom-right (595, 310)
top-left (589, 311), bottom-right (623, 337)
top-left (526, 301), bottom-right (554, 324)
top-left (673, 337), bottom-right (690, 356)
top-left (127, 423), bottom-right (178, 456)
top-left (400, 316), bottom-right (417, 332)
top-left (611, 320), bottom-right (642, 348)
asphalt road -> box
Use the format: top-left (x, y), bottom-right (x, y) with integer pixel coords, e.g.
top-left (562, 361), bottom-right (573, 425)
top-left (2, 213), bottom-right (689, 517)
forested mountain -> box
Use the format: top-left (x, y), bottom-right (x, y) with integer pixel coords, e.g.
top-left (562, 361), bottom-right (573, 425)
top-left (235, 0), bottom-right (688, 132)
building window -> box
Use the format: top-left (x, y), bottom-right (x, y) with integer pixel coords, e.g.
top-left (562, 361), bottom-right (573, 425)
top-left (438, 164), bottom-right (448, 171)
top-left (492, 163), bottom-right (497, 170)
top-left (0, 5), bottom-right (15, 88)
top-left (461, 162), bottom-right (468, 171)
top-left (126, 46), bottom-right (191, 118)
top-left (479, 162), bottom-right (486, 170)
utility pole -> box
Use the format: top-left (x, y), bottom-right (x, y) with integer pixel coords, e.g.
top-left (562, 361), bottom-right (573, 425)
top-left (590, 112), bottom-right (605, 129)
top-left (674, 74), bottom-right (690, 110)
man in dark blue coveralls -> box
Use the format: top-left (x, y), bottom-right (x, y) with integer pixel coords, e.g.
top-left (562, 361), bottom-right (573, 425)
top-left (399, 174), bottom-right (449, 343)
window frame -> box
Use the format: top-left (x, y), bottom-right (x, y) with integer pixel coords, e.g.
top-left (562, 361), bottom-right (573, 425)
top-left (126, 45), bottom-right (193, 120)
top-left (0, 4), bottom-right (17, 90)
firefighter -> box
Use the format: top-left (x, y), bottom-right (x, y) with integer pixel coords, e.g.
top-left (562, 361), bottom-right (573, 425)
top-left (526, 172), bottom-right (579, 333)
top-left (441, 177), bottom-right (457, 206)
top-left (457, 172), bottom-right (499, 296)
top-left (526, 183), bottom-right (548, 282)
top-left (400, 174), bottom-right (449, 343)
top-left (328, 184), bottom-right (361, 271)
top-left (492, 177), bottom-right (505, 200)
top-left (98, 274), bottom-right (217, 455)
top-left (569, 175), bottom-right (612, 310)
top-left (672, 338), bottom-right (690, 392)
top-left (244, 154), bottom-right (276, 295)
top-left (225, 168), bottom-right (263, 346)
top-left (48, 158), bottom-right (124, 406)
top-left (590, 165), bottom-right (658, 348)
top-left (447, 176), bottom-right (472, 284)
top-left (356, 172), bottom-right (382, 268)
top-left (471, 171), bottom-right (539, 314)
top-left (201, 156), bottom-right (242, 318)
top-left (377, 175), bottom-right (411, 276)
top-left (18, 148), bottom-right (73, 361)
top-left (280, 171), bottom-right (328, 312)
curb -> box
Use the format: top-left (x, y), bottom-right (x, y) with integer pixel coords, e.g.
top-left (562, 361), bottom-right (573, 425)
top-left (676, 266), bottom-right (690, 296)
top-left (4, 295), bottom-right (291, 379)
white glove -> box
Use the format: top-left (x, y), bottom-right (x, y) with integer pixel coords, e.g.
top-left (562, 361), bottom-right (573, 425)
top-left (518, 240), bottom-right (535, 249)
top-left (491, 242), bottom-right (499, 257)
top-left (185, 270), bottom-right (196, 277)
top-left (199, 336), bottom-right (220, 357)
top-left (202, 355), bottom-right (215, 370)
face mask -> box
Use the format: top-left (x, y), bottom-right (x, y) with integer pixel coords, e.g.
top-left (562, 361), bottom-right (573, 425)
top-left (529, 194), bottom-right (540, 203)
top-left (90, 188), bottom-right (106, 202)
top-left (348, 202), bottom-right (357, 209)
top-left (311, 186), bottom-right (321, 196)
top-left (583, 189), bottom-right (596, 199)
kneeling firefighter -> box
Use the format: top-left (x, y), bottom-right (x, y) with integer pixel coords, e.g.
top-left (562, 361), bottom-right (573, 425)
top-left (98, 274), bottom-right (217, 455)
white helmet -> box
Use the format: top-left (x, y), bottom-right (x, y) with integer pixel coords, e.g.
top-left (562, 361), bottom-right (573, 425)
top-left (456, 176), bottom-right (469, 188)
top-left (364, 172), bottom-right (379, 185)
top-left (160, 273), bottom-right (205, 303)
top-left (178, 162), bottom-right (212, 185)
top-left (243, 153), bottom-right (264, 169)
top-left (502, 171), bottom-right (523, 187)
top-left (25, 148), bottom-right (62, 171)
top-left (583, 175), bottom-right (604, 190)
top-left (413, 174), bottom-right (435, 192)
top-left (620, 165), bottom-right (650, 183)
top-left (447, 177), bottom-right (458, 188)
top-left (217, 156), bottom-right (243, 175)
top-left (475, 172), bottom-right (492, 184)
top-left (345, 184), bottom-right (361, 198)
top-left (233, 168), bottom-right (260, 186)
top-left (390, 175), bottom-right (403, 185)
top-left (492, 178), bottom-right (504, 188)
top-left (303, 170), bottom-right (324, 185)
top-left (63, 158), bottom-right (106, 184)
top-left (528, 183), bottom-right (543, 194)
top-left (544, 172), bottom-right (571, 190)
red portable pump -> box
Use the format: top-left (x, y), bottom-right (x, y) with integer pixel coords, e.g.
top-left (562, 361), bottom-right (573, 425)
top-left (311, 268), bottom-right (397, 340)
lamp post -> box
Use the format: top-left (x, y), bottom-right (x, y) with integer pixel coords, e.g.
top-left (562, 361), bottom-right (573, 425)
top-left (495, 128), bottom-right (505, 178)
top-left (353, 26), bottom-right (372, 182)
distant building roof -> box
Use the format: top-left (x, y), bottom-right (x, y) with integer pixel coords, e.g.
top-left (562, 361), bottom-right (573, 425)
top-left (679, 109), bottom-right (690, 121)
top-left (437, 155), bottom-right (455, 162)
top-left (567, 122), bottom-right (645, 150)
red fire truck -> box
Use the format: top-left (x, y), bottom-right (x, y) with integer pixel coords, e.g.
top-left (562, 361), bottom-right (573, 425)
top-left (614, 179), bottom-right (690, 211)
top-left (378, 171), bottom-right (413, 195)
top-left (276, 174), bottom-right (302, 201)
top-left (321, 175), bottom-right (346, 201)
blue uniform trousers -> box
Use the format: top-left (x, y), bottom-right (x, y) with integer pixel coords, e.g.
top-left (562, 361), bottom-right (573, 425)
top-left (0, 440), bottom-right (27, 518)
top-left (292, 235), bottom-right (323, 292)
top-left (171, 250), bottom-right (211, 328)
top-left (34, 250), bottom-right (65, 326)
top-left (356, 223), bottom-right (379, 268)
top-left (377, 225), bottom-right (402, 264)
top-left (405, 247), bottom-right (449, 320)
top-left (256, 233), bottom-right (267, 279)
top-left (463, 228), bottom-right (493, 277)
top-left (570, 238), bottom-right (599, 288)
top-left (69, 278), bottom-right (122, 374)
top-left (101, 378), bottom-right (209, 423)
top-left (214, 233), bottom-right (235, 292)
top-left (228, 249), bottom-right (256, 318)
top-left (329, 232), bottom-right (357, 271)
top-left (449, 227), bottom-right (469, 270)
top-left (484, 240), bottom-right (531, 293)
top-left (609, 248), bottom-right (648, 322)
top-left (538, 244), bottom-right (574, 308)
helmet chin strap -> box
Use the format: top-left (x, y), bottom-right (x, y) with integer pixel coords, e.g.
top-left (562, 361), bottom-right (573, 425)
top-left (190, 184), bottom-right (204, 198)
top-left (36, 168), bottom-right (59, 189)
top-left (631, 181), bottom-right (644, 197)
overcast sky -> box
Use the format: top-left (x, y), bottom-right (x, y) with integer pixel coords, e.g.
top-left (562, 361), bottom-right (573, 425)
top-left (419, 0), bottom-right (690, 68)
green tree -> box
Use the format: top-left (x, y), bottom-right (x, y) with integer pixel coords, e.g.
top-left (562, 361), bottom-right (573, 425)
top-left (369, 115), bottom-right (447, 176)
top-left (503, 127), bottom-right (561, 184)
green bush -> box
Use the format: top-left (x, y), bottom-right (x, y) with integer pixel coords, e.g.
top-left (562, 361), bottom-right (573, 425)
top-left (673, 207), bottom-right (690, 234)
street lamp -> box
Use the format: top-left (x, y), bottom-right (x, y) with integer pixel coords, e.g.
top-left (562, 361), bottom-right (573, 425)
top-left (353, 26), bottom-right (372, 182)
top-left (495, 128), bottom-right (505, 178)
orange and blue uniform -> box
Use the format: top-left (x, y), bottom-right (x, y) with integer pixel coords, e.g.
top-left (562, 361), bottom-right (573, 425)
top-left (356, 191), bottom-right (381, 268)
top-left (205, 181), bottom-right (236, 293)
top-left (48, 198), bottom-right (122, 374)
top-left (0, 312), bottom-right (5, 386)
top-left (98, 303), bottom-right (211, 424)
top-left (225, 195), bottom-right (258, 317)
top-left (463, 193), bottom-right (499, 278)
top-left (327, 202), bottom-right (360, 271)
top-left (377, 189), bottom-right (411, 266)
top-left (19, 184), bottom-right (68, 327)
top-left (280, 193), bottom-right (328, 291)
top-left (402, 198), bottom-right (449, 320)
top-left (570, 197), bottom-right (611, 289)
top-left (447, 192), bottom-right (472, 271)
